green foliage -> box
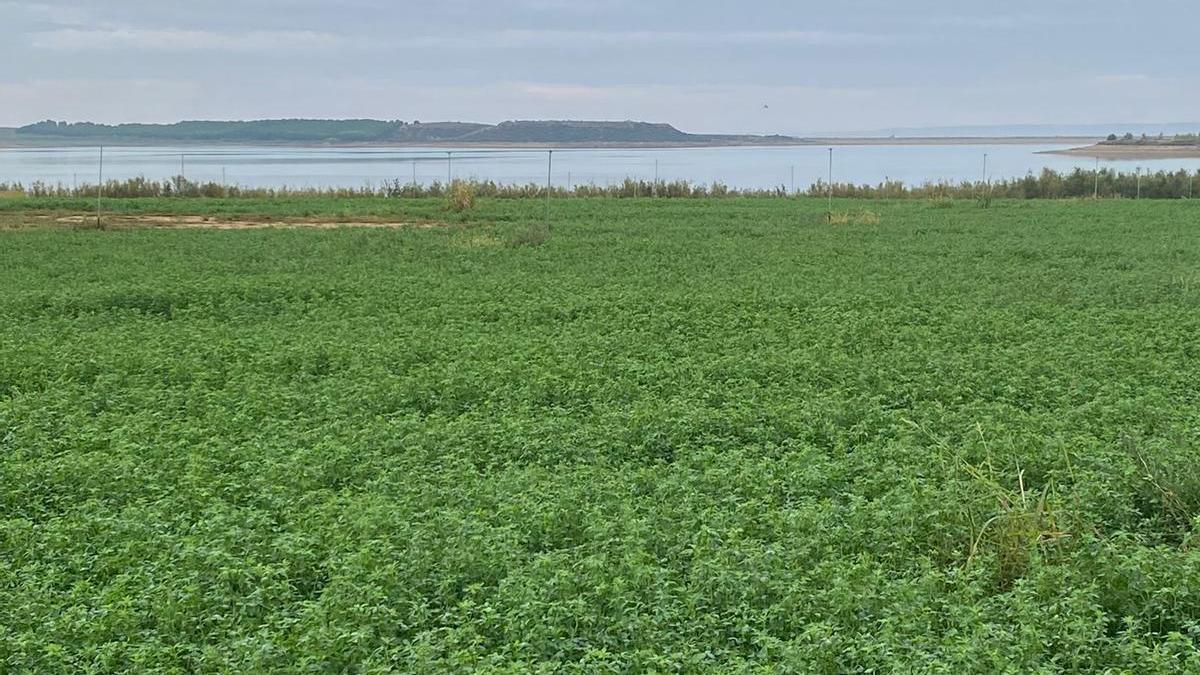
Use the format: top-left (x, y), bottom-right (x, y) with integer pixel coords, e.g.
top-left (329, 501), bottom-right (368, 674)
top-left (3, 197), bottom-right (1200, 671)
top-left (6, 165), bottom-right (1197, 204)
top-left (1101, 132), bottom-right (1200, 147)
top-left (507, 222), bottom-right (551, 247)
top-left (811, 167), bottom-right (1200, 200)
top-left (17, 119), bottom-right (407, 143)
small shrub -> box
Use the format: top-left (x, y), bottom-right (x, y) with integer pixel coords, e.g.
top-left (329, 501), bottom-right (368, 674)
top-left (446, 180), bottom-right (476, 212)
top-left (508, 223), bottom-right (550, 248)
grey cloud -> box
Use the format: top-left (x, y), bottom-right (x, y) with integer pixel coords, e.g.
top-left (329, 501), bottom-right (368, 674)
top-left (1, 0), bottom-right (1198, 131)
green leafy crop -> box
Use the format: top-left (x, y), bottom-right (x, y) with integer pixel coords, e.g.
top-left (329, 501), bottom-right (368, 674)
top-left (2, 197), bottom-right (1199, 672)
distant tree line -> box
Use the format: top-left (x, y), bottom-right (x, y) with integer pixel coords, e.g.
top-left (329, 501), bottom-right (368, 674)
top-left (17, 120), bottom-right (410, 143)
top-left (14, 120), bottom-right (774, 144)
top-left (1103, 132), bottom-right (1200, 146)
top-left (811, 168), bottom-right (1200, 200)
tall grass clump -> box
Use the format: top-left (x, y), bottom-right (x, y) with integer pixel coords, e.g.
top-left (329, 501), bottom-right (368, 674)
top-left (445, 180), bottom-right (477, 212)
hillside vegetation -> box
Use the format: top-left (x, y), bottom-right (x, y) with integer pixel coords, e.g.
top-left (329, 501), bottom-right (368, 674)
top-left (1102, 132), bottom-right (1200, 147)
top-left (15, 119), bottom-right (793, 145)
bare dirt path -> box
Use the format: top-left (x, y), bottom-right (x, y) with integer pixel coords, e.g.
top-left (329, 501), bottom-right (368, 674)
top-left (3, 213), bottom-right (446, 230)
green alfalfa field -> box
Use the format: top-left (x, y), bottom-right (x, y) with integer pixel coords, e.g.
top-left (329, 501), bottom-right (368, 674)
top-left (2, 196), bottom-right (1200, 672)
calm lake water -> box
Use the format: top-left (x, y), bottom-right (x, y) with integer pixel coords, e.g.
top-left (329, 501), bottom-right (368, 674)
top-left (3, 144), bottom-right (1200, 191)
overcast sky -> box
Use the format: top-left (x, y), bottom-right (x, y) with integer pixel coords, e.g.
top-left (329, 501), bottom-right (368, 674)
top-left (3, 0), bottom-right (1198, 133)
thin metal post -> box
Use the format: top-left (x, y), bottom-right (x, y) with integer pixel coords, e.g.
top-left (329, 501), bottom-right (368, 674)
top-left (180, 153), bottom-right (185, 195)
top-left (96, 146), bottom-right (103, 227)
top-left (790, 165), bottom-right (795, 195)
top-left (1137, 168), bottom-right (1142, 200)
top-left (653, 159), bottom-right (658, 198)
top-left (1094, 157), bottom-right (1100, 199)
top-left (412, 159), bottom-right (417, 187)
top-left (545, 150), bottom-right (553, 227)
top-left (827, 148), bottom-right (834, 214)
top-left (447, 152), bottom-right (452, 185)
top-left (982, 153), bottom-right (988, 191)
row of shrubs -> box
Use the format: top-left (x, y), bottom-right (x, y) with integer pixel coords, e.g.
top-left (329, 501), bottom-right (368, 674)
top-left (2, 167), bottom-right (1198, 200)
top-left (811, 167), bottom-right (1200, 200)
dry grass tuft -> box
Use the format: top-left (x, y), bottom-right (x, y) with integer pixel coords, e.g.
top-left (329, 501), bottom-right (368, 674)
top-left (827, 210), bottom-right (881, 226)
top-left (446, 180), bottom-right (477, 213)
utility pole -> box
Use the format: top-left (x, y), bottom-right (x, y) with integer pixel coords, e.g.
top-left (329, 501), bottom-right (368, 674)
top-left (982, 153), bottom-right (988, 192)
top-left (412, 159), bottom-right (417, 187)
top-left (96, 146), bottom-right (104, 227)
top-left (180, 153), bottom-right (185, 195)
top-left (1094, 157), bottom-right (1100, 199)
top-left (653, 159), bottom-right (659, 198)
top-left (790, 165), bottom-right (795, 195)
top-left (447, 152), bottom-right (452, 185)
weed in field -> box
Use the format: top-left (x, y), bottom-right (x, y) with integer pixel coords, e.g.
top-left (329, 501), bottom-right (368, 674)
top-left (508, 222), bottom-right (551, 247)
top-left (446, 180), bottom-right (477, 212)
top-left (1124, 433), bottom-right (1200, 537)
top-left (826, 210), bottom-right (881, 225)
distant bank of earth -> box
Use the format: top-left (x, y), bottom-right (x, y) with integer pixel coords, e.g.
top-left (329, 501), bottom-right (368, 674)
top-left (1043, 135), bottom-right (1200, 159)
top-left (0, 119), bottom-right (1099, 148)
top-left (1044, 145), bottom-right (1200, 159)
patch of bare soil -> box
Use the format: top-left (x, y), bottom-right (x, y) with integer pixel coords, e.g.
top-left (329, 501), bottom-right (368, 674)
top-left (48, 214), bottom-right (444, 230)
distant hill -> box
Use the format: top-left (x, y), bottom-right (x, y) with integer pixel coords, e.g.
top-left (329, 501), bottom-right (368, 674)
top-left (13, 119), bottom-right (801, 146)
top-left (390, 122), bottom-right (493, 142)
top-left (17, 119), bottom-right (404, 143)
top-left (457, 120), bottom-right (694, 143)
